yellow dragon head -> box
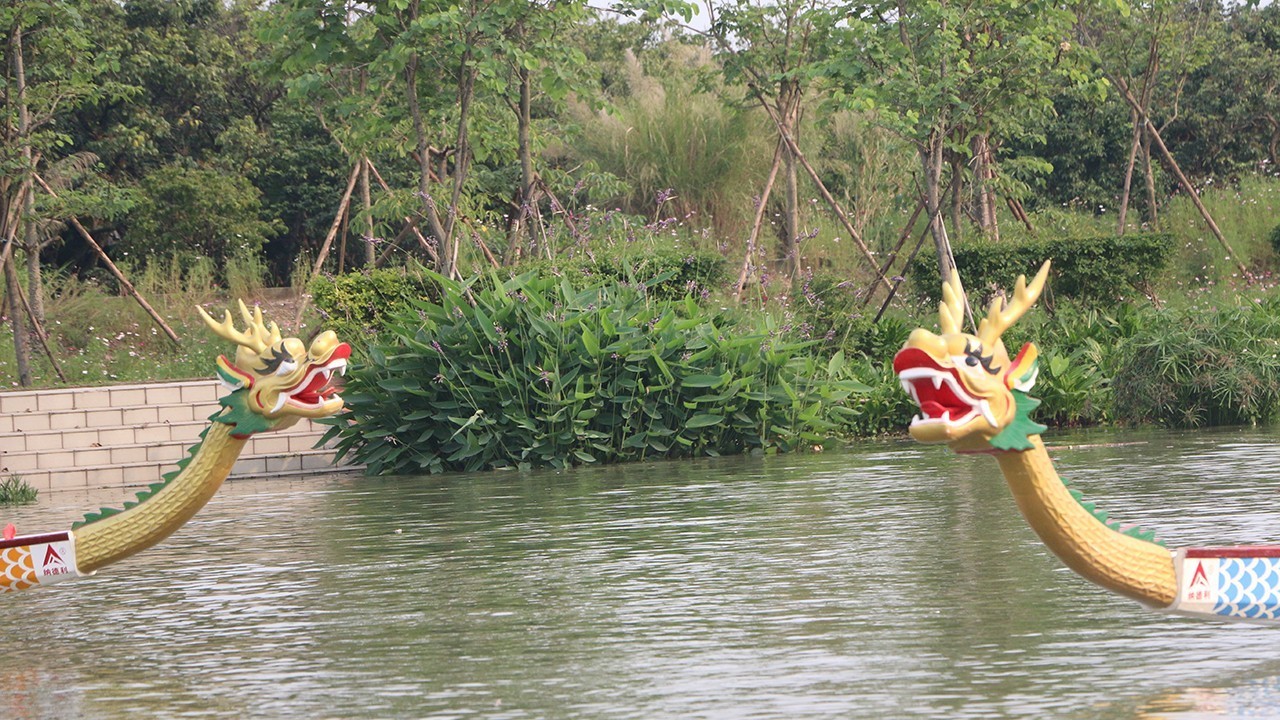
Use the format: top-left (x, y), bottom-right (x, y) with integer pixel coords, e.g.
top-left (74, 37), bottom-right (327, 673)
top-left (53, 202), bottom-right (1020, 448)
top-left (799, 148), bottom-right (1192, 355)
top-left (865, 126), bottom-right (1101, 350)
top-left (197, 301), bottom-right (350, 434)
top-left (892, 261), bottom-right (1050, 453)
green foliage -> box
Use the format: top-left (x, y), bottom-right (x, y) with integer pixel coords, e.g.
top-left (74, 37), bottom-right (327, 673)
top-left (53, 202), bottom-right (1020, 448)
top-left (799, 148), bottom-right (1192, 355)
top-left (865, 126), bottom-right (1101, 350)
top-left (518, 247), bottom-right (727, 301)
top-left (121, 164), bottom-right (280, 268)
top-left (1036, 348), bottom-right (1111, 427)
top-left (834, 356), bottom-right (917, 436)
top-left (308, 266), bottom-right (441, 349)
top-left (909, 233), bottom-right (1174, 307)
top-left (568, 43), bottom-right (772, 236)
top-left (793, 273), bottom-right (914, 356)
top-left (1112, 298), bottom-right (1280, 427)
top-left (0, 476), bottom-right (38, 506)
top-left (225, 249), bottom-right (268, 300)
top-left (322, 270), bottom-right (868, 474)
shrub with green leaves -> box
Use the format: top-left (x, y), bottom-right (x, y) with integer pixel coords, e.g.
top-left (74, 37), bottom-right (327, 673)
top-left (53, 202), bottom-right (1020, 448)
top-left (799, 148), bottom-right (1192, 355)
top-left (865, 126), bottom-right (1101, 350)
top-left (122, 164), bottom-right (280, 268)
top-left (322, 270), bottom-right (868, 474)
top-left (309, 266), bottom-right (440, 351)
top-left (1111, 298), bottom-right (1280, 427)
top-left (0, 476), bottom-right (38, 505)
top-left (517, 247), bottom-right (728, 301)
top-left (909, 233), bottom-right (1174, 307)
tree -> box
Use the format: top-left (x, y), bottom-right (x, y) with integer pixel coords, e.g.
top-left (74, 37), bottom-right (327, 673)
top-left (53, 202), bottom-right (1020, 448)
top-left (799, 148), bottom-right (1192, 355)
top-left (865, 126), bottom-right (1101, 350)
top-left (2, 0), bottom-right (125, 385)
top-left (121, 164), bottom-right (279, 267)
top-left (830, 0), bottom-right (1088, 281)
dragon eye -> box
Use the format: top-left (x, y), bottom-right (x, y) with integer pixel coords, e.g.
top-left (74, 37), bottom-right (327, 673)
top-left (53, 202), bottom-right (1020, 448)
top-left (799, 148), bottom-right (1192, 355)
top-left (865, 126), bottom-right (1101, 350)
top-left (963, 342), bottom-right (999, 375)
top-left (275, 359), bottom-right (297, 376)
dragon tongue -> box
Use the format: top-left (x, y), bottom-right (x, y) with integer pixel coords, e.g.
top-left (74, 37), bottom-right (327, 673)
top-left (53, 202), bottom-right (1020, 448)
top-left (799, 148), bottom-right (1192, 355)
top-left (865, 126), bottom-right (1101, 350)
top-left (920, 400), bottom-right (948, 419)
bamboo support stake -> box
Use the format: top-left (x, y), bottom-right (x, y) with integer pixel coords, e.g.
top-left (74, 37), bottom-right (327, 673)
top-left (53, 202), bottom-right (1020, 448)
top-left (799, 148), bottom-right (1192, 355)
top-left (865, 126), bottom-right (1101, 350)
top-left (309, 163), bottom-right (362, 279)
top-left (366, 159), bottom-right (441, 264)
top-left (860, 199), bottom-right (926, 309)
top-left (294, 163), bottom-right (361, 326)
top-left (751, 94), bottom-right (892, 293)
top-left (735, 139), bottom-right (785, 302)
top-left (874, 218), bottom-right (934, 324)
top-left (32, 172), bottom-right (180, 345)
top-left (13, 278), bottom-right (65, 382)
top-left (1111, 75), bottom-right (1248, 277)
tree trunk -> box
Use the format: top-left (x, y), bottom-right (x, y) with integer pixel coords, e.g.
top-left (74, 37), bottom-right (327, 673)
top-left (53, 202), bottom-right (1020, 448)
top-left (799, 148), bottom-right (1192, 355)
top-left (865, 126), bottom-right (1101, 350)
top-left (1117, 107), bottom-right (1142, 234)
top-left (12, 22), bottom-right (43, 328)
top-left (921, 139), bottom-right (953, 283)
top-left (359, 157), bottom-right (375, 266)
top-left (782, 142), bottom-right (800, 280)
top-left (949, 155), bottom-right (964, 244)
top-left (441, 50), bottom-right (478, 279)
top-left (973, 134), bottom-right (999, 242)
top-left (1141, 128), bottom-right (1158, 228)
top-left (779, 84), bottom-right (806, 281)
top-left (507, 63), bottom-right (537, 265)
top-left (3, 241), bottom-right (31, 386)
top-left (403, 17), bottom-right (451, 274)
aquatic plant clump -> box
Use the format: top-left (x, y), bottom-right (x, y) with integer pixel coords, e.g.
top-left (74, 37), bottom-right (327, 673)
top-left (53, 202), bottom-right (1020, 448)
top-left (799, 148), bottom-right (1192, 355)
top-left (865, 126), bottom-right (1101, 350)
top-left (322, 270), bottom-right (868, 474)
top-left (0, 476), bottom-right (38, 506)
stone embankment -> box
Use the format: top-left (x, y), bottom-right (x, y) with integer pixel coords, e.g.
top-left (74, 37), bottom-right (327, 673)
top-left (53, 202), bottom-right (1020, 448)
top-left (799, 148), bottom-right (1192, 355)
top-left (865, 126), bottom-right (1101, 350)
top-left (0, 379), bottom-right (353, 493)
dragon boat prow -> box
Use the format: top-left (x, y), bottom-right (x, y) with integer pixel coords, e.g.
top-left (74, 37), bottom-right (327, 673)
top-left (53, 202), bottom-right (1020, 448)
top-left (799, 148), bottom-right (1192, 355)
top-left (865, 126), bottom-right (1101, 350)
top-left (894, 261), bottom-right (1280, 625)
top-left (0, 302), bottom-right (349, 593)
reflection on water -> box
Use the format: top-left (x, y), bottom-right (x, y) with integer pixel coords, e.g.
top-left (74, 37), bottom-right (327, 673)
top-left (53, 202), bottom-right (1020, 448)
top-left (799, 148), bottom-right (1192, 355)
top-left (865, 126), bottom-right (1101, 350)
top-left (2, 427), bottom-right (1280, 718)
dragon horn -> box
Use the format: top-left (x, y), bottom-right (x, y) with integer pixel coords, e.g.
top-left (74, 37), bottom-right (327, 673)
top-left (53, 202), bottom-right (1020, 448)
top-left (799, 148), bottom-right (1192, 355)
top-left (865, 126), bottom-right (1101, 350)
top-left (238, 300), bottom-right (281, 349)
top-left (939, 269), bottom-right (966, 335)
top-left (976, 260), bottom-right (1051, 349)
top-left (198, 302), bottom-right (273, 355)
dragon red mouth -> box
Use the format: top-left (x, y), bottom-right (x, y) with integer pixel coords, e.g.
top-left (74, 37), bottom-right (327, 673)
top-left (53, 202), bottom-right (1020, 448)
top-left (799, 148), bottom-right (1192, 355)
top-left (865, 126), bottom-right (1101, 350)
top-left (893, 347), bottom-right (997, 428)
top-left (274, 343), bottom-right (351, 412)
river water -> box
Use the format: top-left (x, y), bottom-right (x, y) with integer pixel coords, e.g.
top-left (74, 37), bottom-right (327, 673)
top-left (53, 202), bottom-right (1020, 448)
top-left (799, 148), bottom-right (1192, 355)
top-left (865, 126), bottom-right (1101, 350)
top-left (3, 427), bottom-right (1280, 718)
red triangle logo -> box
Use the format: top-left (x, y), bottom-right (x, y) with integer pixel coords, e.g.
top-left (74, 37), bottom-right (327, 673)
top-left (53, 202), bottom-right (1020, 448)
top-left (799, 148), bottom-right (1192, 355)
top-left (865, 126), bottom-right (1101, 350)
top-left (1190, 561), bottom-right (1210, 588)
top-left (42, 545), bottom-right (64, 569)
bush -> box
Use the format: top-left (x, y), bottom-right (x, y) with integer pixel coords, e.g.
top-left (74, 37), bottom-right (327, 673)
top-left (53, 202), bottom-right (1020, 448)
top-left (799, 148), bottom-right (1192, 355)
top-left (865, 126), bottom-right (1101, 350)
top-left (517, 247), bottom-right (728, 301)
top-left (1268, 221), bottom-right (1280, 257)
top-left (308, 266), bottom-right (440, 350)
top-left (121, 164), bottom-right (280, 269)
top-left (836, 357), bottom-right (917, 436)
top-left (1111, 298), bottom-right (1280, 427)
top-left (909, 233), bottom-right (1174, 307)
top-left (0, 476), bottom-right (37, 505)
top-left (322, 270), bottom-right (868, 474)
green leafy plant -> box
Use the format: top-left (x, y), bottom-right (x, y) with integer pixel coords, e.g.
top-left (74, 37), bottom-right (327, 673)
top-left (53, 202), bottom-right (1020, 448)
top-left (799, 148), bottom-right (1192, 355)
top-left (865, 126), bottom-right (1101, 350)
top-left (909, 233), bottom-right (1174, 307)
top-left (0, 476), bottom-right (38, 505)
top-left (517, 247), bottom-right (728, 301)
top-left (1036, 347), bottom-right (1111, 427)
top-left (308, 265), bottom-right (441, 352)
top-left (322, 269), bottom-right (868, 474)
top-left (1112, 298), bottom-right (1280, 427)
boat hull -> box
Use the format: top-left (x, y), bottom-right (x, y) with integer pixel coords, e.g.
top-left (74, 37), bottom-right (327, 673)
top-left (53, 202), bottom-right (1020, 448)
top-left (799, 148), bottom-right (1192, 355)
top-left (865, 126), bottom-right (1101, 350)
top-left (1163, 547), bottom-right (1280, 623)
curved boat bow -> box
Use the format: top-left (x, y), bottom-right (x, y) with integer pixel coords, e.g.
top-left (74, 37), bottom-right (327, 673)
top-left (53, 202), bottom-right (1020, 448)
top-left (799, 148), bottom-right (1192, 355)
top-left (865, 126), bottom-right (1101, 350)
top-left (1, 302), bottom-right (349, 591)
top-left (894, 262), bottom-right (1280, 623)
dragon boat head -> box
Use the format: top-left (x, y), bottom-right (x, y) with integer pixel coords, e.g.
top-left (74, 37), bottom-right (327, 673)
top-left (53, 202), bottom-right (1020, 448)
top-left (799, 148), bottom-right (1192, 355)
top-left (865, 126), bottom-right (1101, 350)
top-left (893, 261), bottom-right (1050, 454)
top-left (197, 301), bottom-right (350, 433)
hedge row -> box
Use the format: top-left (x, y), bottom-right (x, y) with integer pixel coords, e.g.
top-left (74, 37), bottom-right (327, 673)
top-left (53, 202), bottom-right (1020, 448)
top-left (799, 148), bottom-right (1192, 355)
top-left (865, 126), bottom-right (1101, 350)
top-left (908, 233), bottom-right (1174, 306)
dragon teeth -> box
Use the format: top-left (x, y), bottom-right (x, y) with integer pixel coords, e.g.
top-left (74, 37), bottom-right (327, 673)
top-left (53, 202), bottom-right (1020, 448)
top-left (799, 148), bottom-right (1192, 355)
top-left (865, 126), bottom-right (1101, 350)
top-left (979, 400), bottom-right (998, 427)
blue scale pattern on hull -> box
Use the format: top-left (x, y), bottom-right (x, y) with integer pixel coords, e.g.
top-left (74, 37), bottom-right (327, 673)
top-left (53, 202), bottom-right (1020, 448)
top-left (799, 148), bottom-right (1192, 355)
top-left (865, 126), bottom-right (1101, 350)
top-left (1216, 558), bottom-right (1280, 620)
